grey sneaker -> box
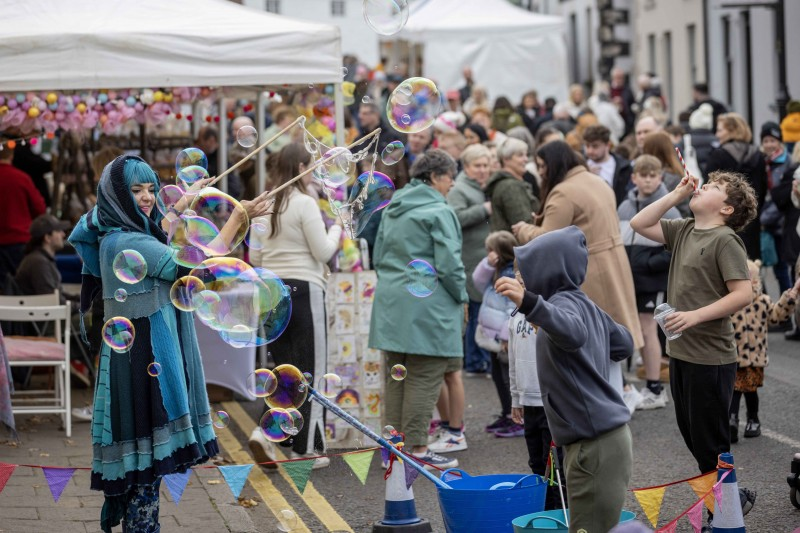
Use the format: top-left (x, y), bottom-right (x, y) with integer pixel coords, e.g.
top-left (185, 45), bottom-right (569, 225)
top-left (740, 487), bottom-right (756, 516)
top-left (636, 388), bottom-right (668, 410)
top-left (413, 450), bottom-right (458, 471)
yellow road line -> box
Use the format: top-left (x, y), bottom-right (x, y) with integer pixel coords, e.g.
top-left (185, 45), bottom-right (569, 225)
top-left (214, 411), bottom-right (312, 533)
top-left (222, 401), bottom-right (354, 533)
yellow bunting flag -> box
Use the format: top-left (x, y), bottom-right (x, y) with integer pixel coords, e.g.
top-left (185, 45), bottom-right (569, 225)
top-left (342, 450), bottom-right (375, 485)
top-left (687, 471), bottom-right (717, 512)
top-left (634, 486), bottom-right (666, 528)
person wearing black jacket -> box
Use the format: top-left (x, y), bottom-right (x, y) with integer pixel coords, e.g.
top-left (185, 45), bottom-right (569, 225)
top-left (583, 125), bottom-right (633, 206)
top-left (706, 113), bottom-right (768, 260)
top-left (772, 163), bottom-right (800, 340)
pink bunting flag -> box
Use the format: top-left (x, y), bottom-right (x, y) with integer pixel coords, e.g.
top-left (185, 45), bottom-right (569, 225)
top-left (687, 499), bottom-right (705, 533)
top-left (403, 459), bottom-right (420, 490)
top-left (0, 463), bottom-right (17, 494)
top-left (164, 469), bottom-right (193, 505)
top-left (712, 469), bottom-right (730, 508)
top-left (42, 467), bottom-right (76, 503)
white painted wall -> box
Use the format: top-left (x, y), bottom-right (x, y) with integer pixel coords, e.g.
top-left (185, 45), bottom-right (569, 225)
top-left (632, 0), bottom-right (706, 123)
top-left (240, 0), bottom-right (381, 66)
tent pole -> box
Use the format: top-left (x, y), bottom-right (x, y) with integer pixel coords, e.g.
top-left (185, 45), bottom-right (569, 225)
top-left (256, 90), bottom-right (267, 195)
top-left (218, 97), bottom-right (229, 194)
top-left (334, 82), bottom-right (346, 147)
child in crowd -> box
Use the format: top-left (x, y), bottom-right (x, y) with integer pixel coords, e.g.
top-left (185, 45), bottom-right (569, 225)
top-left (507, 266), bottom-right (565, 510)
top-left (730, 259), bottom-right (799, 442)
top-left (618, 155), bottom-right (682, 410)
top-left (497, 225), bottom-right (634, 531)
top-left (472, 231), bottom-right (521, 437)
top-left (630, 171), bottom-right (758, 527)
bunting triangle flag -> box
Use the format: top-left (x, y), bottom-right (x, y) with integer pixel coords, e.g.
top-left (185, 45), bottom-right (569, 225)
top-left (42, 467), bottom-right (76, 503)
top-left (0, 463), bottom-right (16, 495)
top-left (218, 464), bottom-right (254, 500)
top-left (687, 471), bottom-right (717, 512)
top-left (342, 450), bottom-right (374, 485)
top-left (164, 469), bottom-right (193, 505)
top-left (687, 499), bottom-right (705, 533)
top-left (633, 486), bottom-right (666, 527)
top-left (713, 478), bottom-right (724, 508)
top-left (403, 458), bottom-right (420, 490)
top-left (282, 459), bottom-right (315, 494)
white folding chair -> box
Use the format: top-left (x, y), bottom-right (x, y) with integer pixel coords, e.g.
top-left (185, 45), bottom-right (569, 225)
top-left (0, 297), bottom-right (72, 437)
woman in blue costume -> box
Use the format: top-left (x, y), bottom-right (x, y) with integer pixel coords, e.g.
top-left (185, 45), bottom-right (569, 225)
top-left (69, 155), bottom-right (272, 532)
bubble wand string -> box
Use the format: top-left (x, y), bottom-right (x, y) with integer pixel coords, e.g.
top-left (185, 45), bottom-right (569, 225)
top-left (307, 386), bottom-right (453, 490)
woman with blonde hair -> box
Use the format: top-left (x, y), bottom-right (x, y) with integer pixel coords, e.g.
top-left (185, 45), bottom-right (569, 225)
top-left (706, 112), bottom-right (768, 259)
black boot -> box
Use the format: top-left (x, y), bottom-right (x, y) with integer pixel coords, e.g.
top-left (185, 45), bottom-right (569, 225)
top-left (744, 417), bottom-right (761, 438)
top-left (730, 414), bottom-right (739, 443)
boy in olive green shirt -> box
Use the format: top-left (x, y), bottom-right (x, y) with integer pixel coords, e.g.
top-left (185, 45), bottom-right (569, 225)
top-left (631, 170), bottom-right (758, 526)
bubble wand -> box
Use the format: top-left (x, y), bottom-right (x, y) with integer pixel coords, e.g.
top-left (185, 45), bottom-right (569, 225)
top-left (674, 146), bottom-right (697, 191)
top-left (306, 386), bottom-right (452, 490)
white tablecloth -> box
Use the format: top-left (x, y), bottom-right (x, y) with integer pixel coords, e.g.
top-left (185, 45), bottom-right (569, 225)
top-left (196, 317), bottom-right (257, 401)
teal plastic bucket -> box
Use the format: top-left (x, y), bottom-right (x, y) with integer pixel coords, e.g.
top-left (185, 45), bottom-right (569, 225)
top-left (436, 469), bottom-right (547, 533)
top-left (512, 509), bottom-right (637, 532)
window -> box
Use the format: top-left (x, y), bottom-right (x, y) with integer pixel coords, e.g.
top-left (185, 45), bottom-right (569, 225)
top-left (647, 33), bottom-right (656, 73)
top-left (331, 0), bottom-right (345, 16)
top-left (265, 0), bottom-right (280, 14)
top-left (687, 24), bottom-right (697, 85)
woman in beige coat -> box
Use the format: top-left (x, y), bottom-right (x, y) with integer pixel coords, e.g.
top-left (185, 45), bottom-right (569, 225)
top-left (512, 141), bottom-right (643, 350)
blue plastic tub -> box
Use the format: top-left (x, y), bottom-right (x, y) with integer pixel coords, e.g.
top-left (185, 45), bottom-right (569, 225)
top-left (512, 509), bottom-right (637, 532)
top-left (436, 469), bottom-right (547, 533)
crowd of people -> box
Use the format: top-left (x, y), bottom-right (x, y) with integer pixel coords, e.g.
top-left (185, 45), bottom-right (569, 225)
top-left (2, 60), bottom-right (800, 531)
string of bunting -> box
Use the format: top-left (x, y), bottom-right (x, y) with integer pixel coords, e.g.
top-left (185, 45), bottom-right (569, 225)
top-left (0, 446), bottom-right (382, 505)
top-left (0, 130), bottom-right (53, 151)
top-left (630, 469), bottom-right (731, 532)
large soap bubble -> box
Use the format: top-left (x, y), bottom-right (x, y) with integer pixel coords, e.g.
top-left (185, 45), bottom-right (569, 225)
top-left (386, 77), bottom-right (441, 134)
top-left (175, 148), bottom-right (208, 174)
top-left (363, 0), bottom-right (409, 36)
top-left (265, 364), bottom-right (308, 410)
top-left (346, 171), bottom-right (395, 237)
top-left (189, 258), bottom-right (272, 339)
top-left (184, 187), bottom-right (248, 257)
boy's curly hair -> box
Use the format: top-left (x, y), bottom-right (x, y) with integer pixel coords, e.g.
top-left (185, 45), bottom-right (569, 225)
top-left (707, 171), bottom-right (758, 232)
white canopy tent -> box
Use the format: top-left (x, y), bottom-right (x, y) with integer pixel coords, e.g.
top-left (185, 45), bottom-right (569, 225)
top-left (395, 0), bottom-right (569, 105)
top-left (0, 0), bottom-right (345, 190)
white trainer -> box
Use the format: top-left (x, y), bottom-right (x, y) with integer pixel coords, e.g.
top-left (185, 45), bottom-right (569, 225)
top-left (636, 388), bottom-right (668, 410)
top-left (622, 386), bottom-right (644, 415)
top-left (427, 431), bottom-right (468, 454)
top-left (289, 451), bottom-right (331, 470)
top-left (248, 427), bottom-right (278, 469)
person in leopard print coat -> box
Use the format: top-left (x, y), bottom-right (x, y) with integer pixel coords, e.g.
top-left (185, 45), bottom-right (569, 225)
top-left (730, 259), bottom-right (800, 442)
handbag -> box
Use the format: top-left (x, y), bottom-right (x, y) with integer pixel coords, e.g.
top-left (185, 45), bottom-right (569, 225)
top-left (475, 324), bottom-right (502, 353)
top-left (760, 230), bottom-right (779, 267)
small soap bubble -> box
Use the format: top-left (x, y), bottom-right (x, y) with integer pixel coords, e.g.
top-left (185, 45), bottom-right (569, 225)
top-left (212, 410), bottom-right (230, 429)
top-left (248, 368), bottom-right (278, 398)
top-left (404, 259), bottom-right (437, 297)
top-left (175, 147), bottom-right (208, 174)
top-left (277, 509), bottom-right (297, 532)
top-left (245, 222), bottom-right (268, 251)
top-left (342, 66), bottom-right (349, 78)
top-left (390, 364), bottom-right (408, 381)
top-left (302, 371), bottom-right (313, 385)
top-left (319, 373), bottom-right (342, 398)
top-left (382, 425), bottom-right (397, 439)
top-left (363, 0), bottom-right (410, 36)
top-left (236, 125), bottom-right (258, 148)
top-left (362, 96), bottom-right (372, 104)
top-left (114, 288), bottom-right (128, 302)
top-left (170, 276), bottom-right (206, 312)
top-left (113, 250), bottom-right (147, 284)
top-left (147, 362), bottom-right (162, 377)
top-left (380, 140), bottom-right (405, 166)
top-left (102, 317), bottom-right (135, 352)
top-left (401, 114), bottom-right (411, 125)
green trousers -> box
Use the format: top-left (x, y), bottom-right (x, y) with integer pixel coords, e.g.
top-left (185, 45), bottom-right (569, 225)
top-left (563, 424), bottom-right (633, 533)
top-left (383, 352), bottom-right (452, 448)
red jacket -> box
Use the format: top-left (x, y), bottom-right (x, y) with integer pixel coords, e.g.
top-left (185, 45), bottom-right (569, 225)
top-left (0, 161), bottom-right (46, 245)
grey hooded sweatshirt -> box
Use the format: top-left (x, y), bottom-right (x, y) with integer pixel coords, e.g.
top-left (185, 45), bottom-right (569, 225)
top-left (515, 225), bottom-right (633, 446)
